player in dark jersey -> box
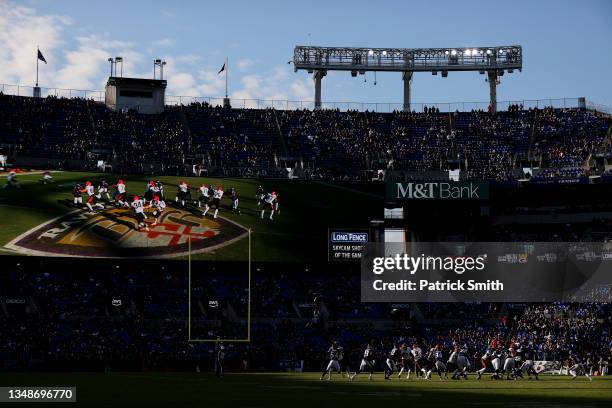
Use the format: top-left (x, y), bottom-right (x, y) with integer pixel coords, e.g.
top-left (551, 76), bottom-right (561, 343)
top-left (230, 188), bottom-right (240, 214)
top-left (320, 341), bottom-right (342, 381)
top-left (72, 183), bottom-right (83, 207)
top-left (397, 343), bottom-right (414, 379)
top-left (349, 342), bottom-right (376, 381)
top-left (215, 341), bottom-right (225, 378)
top-left (256, 185), bottom-right (264, 205)
top-left (519, 346), bottom-right (539, 380)
top-left (568, 354), bottom-right (593, 381)
top-left (431, 344), bottom-right (447, 380)
top-left (97, 180), bottom-right (111, 201)
top-left (144, 180), bottom-right (155, 203)
top-left (154, 180), bottom-right (165, 201)
top-left (384, 344), bottom-right (402, 380)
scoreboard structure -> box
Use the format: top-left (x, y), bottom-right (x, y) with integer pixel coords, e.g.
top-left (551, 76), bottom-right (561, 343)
top-left (105, 76), bottom-right (167, 114)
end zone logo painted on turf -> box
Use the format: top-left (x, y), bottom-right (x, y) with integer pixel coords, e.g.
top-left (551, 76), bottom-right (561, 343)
top-left (4, 207), bottom-right (248, 258)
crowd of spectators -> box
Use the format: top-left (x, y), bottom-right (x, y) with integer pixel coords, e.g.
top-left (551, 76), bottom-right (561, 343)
top-left (1, 265), bottom-right (610, 372)
top-left (1, 94), bottom-right (610, 181)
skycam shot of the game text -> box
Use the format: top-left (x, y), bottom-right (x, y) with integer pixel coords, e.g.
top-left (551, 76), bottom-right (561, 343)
top-left (0, 0), bottom-right (611, 406)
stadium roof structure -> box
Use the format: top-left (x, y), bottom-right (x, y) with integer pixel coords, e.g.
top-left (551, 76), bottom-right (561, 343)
top-left (293, 45), bottom-right (522, 112)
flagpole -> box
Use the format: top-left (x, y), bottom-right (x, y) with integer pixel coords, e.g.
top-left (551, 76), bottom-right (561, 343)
top-left (36, 45), bottom-right (39, 87)
top-left (225, 57), bottom-right (228, 98)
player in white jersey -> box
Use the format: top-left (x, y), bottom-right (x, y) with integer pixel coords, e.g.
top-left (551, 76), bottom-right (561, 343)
top-left (197, 184), bottom-right (210, 210)
top-left (260, 191), bottom-right (277, 220)
top-left (81, 181), bottom-right (105, 213)
top-left (350, 343), bottom-right (376, 381)
top-left (40, 170), bottom-right (54, 184)
top-left (151, 195), bottom-right (166, 226)
top-left (3, 171), bottom-right (20, 189)
top-left (176, 181), bottom-right (189, 207)
top-left (411, 344), bottom-right (424, 378)
top-left (320, 342), bottom-right (342, 381)
top-left (209, 186), bottom-right (224, 219)
top-left (113, 179), bottom-right (129, 207)
top-left (477, 348), bottom-right (492, 380)
top-left (131, 195), bottom-right (149, 232)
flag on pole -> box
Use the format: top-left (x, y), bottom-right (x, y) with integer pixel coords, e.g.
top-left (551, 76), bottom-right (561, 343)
top-left (217, 62), bottom-right (225, 74)
top-left (37, 49), bottom-right (47, 64)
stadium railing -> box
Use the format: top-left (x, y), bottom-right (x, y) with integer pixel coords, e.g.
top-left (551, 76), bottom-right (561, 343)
top-left (1, 82), bottom-right (611, 115)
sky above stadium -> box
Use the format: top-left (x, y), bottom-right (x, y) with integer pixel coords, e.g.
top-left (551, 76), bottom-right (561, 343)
top-left (1, 0), bottom-right (611, 107)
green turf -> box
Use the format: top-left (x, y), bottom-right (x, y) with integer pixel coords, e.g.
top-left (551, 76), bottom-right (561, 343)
top-left (0, 171), bottom-right (382, 261)
top-left (0, 372), bottom-right (609, 407)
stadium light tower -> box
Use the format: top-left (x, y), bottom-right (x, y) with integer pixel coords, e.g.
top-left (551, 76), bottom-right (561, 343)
top-left (154, 59), bottom-right (167, 80)
top-left (108, 57), bottom-right (124, 77)
top-left (293, 45), bottom-right (522, 112)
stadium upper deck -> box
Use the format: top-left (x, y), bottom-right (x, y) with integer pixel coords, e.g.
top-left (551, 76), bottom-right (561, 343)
top-left (0, 93), bottom-right (610, 182)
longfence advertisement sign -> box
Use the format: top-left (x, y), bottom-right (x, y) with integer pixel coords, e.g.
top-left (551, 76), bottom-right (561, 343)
top-left (386, 181), bottom-right (489, 201)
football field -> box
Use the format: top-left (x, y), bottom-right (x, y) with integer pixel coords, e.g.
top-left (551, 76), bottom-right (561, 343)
top-left (0, 372), bottom-right (610, 407)
top-left (0, 171), bottom-right (381, 261)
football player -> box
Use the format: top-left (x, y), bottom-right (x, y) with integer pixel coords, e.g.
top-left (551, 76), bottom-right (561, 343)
top-left (568, 354), bottom-right (593, 381)
top-left (431, 344), bottom-right (447, 380)
top-left (81, 181), bottom-right (105, 213)
top-left (349, 342), bottom-right (376, 381)
top-left (503, 347), bottom-right (517, 380)
top-left (210, 186), bottom-right (224, 219)
top-left (320, 341), bottom-right (342, 381)
top-left (520, 346), bottom-right (539, 380)
top-left (72, 182), bottom-right (83, 207)
top-left (477, 348), bottom-right (492, 380)
top-left (132, 195), bottom-right (149, 232)
top-left (144, 180), bottom-right (155, 203)
top-left (397, 343), bottom-right (414, 380)
top-left (230, 188), bottom-right (240, 214)
top-left (151, 195), bottom-right (166, 226)
top-left (384, 344), bottom-right (401, 380)
top-left (113, 179), bottom-right (129, 208)
top-left (197, 184), bottom-right (210, 210)
top-left (97, 179), bottom-right (111, 201)
top-left (260, 191), bottom-right (277, 220)
top-left (2, 171), bottom-right (20, 189)
top-left (40, 170), bottom-right (54, 184)
top-left (176, 181), bottom-right (189, 207)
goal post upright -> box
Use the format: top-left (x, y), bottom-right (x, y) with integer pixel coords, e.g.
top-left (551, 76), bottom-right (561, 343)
top-left (187, 230), bottom-right (252, 343)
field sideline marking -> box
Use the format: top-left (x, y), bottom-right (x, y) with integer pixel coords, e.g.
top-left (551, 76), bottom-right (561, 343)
top-left (188, 228), bottom-right (251, 343)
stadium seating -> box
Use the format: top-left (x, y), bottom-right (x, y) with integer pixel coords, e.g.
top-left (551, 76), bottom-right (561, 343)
top-left (1, 94), bottom-right (610, 182)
